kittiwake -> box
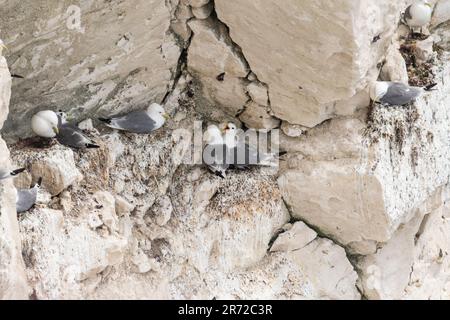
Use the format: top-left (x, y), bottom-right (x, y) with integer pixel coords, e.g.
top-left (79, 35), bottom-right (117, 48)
top-left (222, 123), bottom-right (278, 169)
top-left (16, 178), bottom-right (42, 214)
top-left (56, 111), bottom-right (99, 149)
top-left (31, 110), bottom-right (60, 138)
top-left (370, 81), bottom-right (437, 106)
top-left (98, 103), bottom-right (169, 134)
top-left (203, 125), bottom-right (228, 179)
top-left (0, 168), bottom-right (26, 181)
top-left (404, 0), bottom-right (433, 34)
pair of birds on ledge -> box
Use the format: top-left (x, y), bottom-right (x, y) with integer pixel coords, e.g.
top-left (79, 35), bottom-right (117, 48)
top-left (371, 0), bottom-right (437, 106)
top-left (0, 104), bottom-right (168, 214)
top-left (31, 103), bottom-right (169, 149)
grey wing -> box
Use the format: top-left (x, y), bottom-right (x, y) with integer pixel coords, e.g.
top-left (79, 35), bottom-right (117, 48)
top-left (0, 170), bottom-right (8, 180)
top-left (203, 144), bottom-right (228, 177)
top-left (404, 6), bottom-right (412, 21)
top-left (57, 124), bottom-right (90, 148)
top-left (109, 111), bottom-right (157, 133)
top-left (16, 189), bottom-right (37, 213)
top-left (381, 83), bottom-right (422, 105)
top-left (228, 143), bottom-right (258, 167)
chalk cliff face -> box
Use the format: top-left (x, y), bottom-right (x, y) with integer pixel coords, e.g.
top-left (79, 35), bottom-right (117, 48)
top-left (0, 0), bottom-right (449, 299)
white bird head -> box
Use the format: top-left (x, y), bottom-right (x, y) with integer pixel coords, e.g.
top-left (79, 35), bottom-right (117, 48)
top-left (56, 110), bottom-right (68, 125)
top-left (369, 81), bottom-right (389, 102)
top-left (203, 125), bottom-right (223, 145)
top-left (147, 103), bottom-right (169, 121)
top-left (223, 122), bottom-right (237, 134)
top-left (31, 110), bottom-right (59, 138)
top-left (0, 39), bottom-right (7, 56)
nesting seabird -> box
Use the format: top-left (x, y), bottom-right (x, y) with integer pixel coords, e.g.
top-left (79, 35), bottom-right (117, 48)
top-left (370, 81), bottom-right (436, 106)
top-left (222, 123), bottom-right (278, 169)
top-left (404, 0), bottom-right (433, 34)
top-left (31, 110), bottom-right (60, 138)
top-left (99, 103), bottom-right (169, 134)
top-left (56, 111), bottom-right (99, 149)
top-left (16, 178), bottom-right (42, 214)
top-left (0, 168), bottom-right (26, 181)
top-left (203, 125), bottom-right (228, 179)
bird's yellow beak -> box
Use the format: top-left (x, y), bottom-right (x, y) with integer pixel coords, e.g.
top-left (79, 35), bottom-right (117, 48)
top-left (0, 43), bottom-right (7, 51)
top-left (163, 113), bottom-right (170, 120)
top-left (52, 126), bottom-right (59, 135)
top-left (425, 3), bottom-right (432, 8)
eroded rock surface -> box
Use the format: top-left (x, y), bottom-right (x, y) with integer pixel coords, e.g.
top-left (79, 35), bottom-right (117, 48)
top-left (0, 0), bottom-right (450, 300)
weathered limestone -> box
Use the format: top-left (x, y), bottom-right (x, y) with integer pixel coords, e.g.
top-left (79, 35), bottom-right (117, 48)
top-left (0, 0), bottom-right (182, 140)
top-left (171, 2), bottom-right (194, 42)
top-left (0, 50), bottom-right (29, 299)
top-left (215, 0), bottom-right (407, 127)
top-left (191, 2), bottom-right (214, 20)
top-left (187, 17), bottom-right (249, 119)
top-left (239, 101), bottom-right (280, 130)
top-left (10, 145), bottom-right (83, 196)
top-left (279, 59), bottom-right (450, 252)
top-left (20, 208), bottom-right (128, 299)
top-left (380, 44), bottom-right (409, 83)
top-left (270, 221), bottom-right (317, 252)
top-left (356, 187), bottom-right (450, 299)
top-left (431, 0), bottom-right (450, 28)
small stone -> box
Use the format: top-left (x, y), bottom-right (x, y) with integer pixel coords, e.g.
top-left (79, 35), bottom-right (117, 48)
top-left (59, 191), bottom-right (74, 212)
top-left (187, 0), bottom-right (210, 8)
top-left (94, 191), bottom-right (118, 233)
top-left (131, 249), bottom-right (152, 274)
top-left (88, 213), bottom-right (103, 230)
top-left (380, 45), bottom-right (409, 84)
top-left (114, 195), bottom-right (134, 217)
top-left (78, 118), bottom-right (94, 131)
top-left (414, 37), bottom-right (435, 63)
top-left (191, 2), bottom-right (214, 20)
top-left (247, 72), bottom-right (257, 82)
top-left (27, 146), bottom-right (83, 196)
top-left (247, 82), bottom-right (269, 106)
top-left (153, 195), bottom-right (173, 226)
top-left (239, 101), bottom-right (280, 130)
top-left (270, 221), bottom-right (317, 252)
top-left (280, 121), bottom-right (307, 137)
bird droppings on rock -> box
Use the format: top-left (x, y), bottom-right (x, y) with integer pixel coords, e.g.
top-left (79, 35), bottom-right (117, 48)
top-left (400, 39), bottom-right (436, 87)
top-left (1, 0), bottom-right (450, 300)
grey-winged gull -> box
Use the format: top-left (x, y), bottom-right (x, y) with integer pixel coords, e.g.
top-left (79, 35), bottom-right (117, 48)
top-left (56, 111), bottom-right (99, 149)
top-left (203, 124), bottom-right (228, 179)
top-left (369, 81), bottom-right (437, 106)
top-left (0, 168), bottom-right (26, 181)
top-left (404, 1), bottom-right (433, 34)
top-left (98, 103), bottom-right (169, 134)
top-left (221, 123), bottom-right (278, 169)
top-left (16, 178), bottom-right (42, 213)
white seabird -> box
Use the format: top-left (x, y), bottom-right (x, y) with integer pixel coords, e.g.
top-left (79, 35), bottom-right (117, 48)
top-left (16, 178), bottom-right (42, 213)
top-left (31, 110), bottom-right (60, 138)
top-left (203, 124), bottom-right (228, 179)
top-left (221, 123), bottom-right (278, 169)
top-left (404, 0), bottom-right (433, 33)
top-left (98, 103), bottom-right (169, 134)
top-left (0, 168), bottom-right (26, 181)
top-left (369, 81), bottom-right (436, 106)
top-left (56, 111), bottom-right (99, 149)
